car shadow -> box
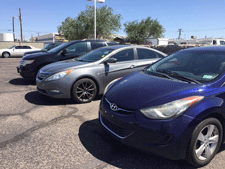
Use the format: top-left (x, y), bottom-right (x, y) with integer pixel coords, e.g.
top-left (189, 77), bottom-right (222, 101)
top-left (79, 119), bottom-right (196, 169)
top-left (9, 78), bottom-right (36, 86)
top-left (25, 91), bottom-right (75, 105)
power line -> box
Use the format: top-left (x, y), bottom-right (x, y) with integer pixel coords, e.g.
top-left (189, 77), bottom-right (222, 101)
top-left (183, 28), bottom-right (225, 32)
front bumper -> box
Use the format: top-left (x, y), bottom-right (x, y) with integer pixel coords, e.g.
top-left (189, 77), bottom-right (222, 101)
top-left (17, 65), bottom-right (35, 79)
top-left (36, 76), bottom-right (73, 99)
top-left (99, 97), bottom-right (200, 160)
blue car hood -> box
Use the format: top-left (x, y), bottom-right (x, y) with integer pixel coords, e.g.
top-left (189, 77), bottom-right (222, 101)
top-left (40, 59), bottom-right (93, 74)
top-left (105, 71), bottom-right (204, 110)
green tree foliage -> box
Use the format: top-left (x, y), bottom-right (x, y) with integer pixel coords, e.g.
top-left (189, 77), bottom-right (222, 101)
top-left (124, 17), bottom-right (165, 44)
top-left (58, 5), bottom-right (122, 41)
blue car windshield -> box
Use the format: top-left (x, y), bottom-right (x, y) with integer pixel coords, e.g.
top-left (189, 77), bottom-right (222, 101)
top-left (77, 48), bottom-right (115, 62)
top-left (146, 50), bottom-right (225, 83)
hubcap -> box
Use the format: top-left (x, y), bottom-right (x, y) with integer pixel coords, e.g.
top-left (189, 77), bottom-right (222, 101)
top-left (195, 124), bottom-right (219, 161)
top-left (76, 81), bottom-right (95, 101)
top-left (4, 53), bottom-right (9, 58)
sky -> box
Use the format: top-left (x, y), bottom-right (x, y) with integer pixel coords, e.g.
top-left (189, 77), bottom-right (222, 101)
top-left (1, 0), bottom-right (225, 41)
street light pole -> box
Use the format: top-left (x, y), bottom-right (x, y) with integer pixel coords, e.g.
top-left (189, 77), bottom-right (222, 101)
top-left (87, 0), bottom-right (105, 40)
top-left (12, 17), bottom-right (17, 42)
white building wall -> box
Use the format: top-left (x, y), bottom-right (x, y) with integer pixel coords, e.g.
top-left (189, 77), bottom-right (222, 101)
top-left (0, 33), bottom-right (14, 42)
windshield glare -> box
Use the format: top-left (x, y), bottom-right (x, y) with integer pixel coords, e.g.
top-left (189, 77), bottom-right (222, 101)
top-left (47, 43), bottom-right (69, 53)
top-left (77, 48), bottom-right (115, 62)
top-left (147, 50), bottom-right (225, 83)
top-left (9, 45), bottom-right (16, 49)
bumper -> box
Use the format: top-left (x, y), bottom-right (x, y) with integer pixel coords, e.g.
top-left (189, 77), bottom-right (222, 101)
top-left (36, 77), bottom-right (73, 99)
top-left (17, 65), bottom-right (35, 79)
top-left (99, 98), bottom-right (200, 160)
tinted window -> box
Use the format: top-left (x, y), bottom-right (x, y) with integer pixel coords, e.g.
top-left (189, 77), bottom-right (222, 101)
top-left (137, 48), bottom-right (157, 59)
top-left (15, 46), bottom-right (22, 49)
top-left (77, 48), bottom-right (115, 62)
top-left (111, 49), bottom-right (134, 62)
top-left (65, 42), bottom-right (87, 55)
top-left (107, 41), bottom-right (118, 46)
top-left (22, 46), bottom-right (31, 49)
top-left (91, 42), bottom-right (104, 50)
top-left (156, 53), bottom-right (165, 58)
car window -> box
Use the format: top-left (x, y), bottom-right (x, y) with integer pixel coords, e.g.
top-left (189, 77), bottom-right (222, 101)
top-left (22, 46), bottom-right (31, 49)
top-left (107, 41), bottom-right (118, 46)
top-left (137, 48), bottom-right (157, 59)
top-left (111, 49), bottom-right (134, 62)
top-left (91, 42), bottom-right (104, 50)
top-left (65, 42), bottom-right (87, 55)
top-left (15, 46), bottom-right (22, 49)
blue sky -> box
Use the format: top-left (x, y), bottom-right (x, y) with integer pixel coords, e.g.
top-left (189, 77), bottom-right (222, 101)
top-left (1, 0), bottom-right (225, 41)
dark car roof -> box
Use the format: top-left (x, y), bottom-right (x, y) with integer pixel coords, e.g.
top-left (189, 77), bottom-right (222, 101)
top-left (182, 46), bottom-right (225, 52)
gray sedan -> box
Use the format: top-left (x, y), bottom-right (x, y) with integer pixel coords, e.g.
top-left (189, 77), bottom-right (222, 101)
top-left (36, 45), bottom-right (167, 103)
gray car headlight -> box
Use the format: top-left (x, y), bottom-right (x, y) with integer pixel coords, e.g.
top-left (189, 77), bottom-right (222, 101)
top-left (140, 96), bottom-right (204, 119)
top-left (45, 70), bottom-right (72, 81)
top-left (103, 77), bottom-right (122, 95)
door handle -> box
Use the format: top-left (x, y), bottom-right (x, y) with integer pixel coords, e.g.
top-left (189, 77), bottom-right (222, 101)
top-left (130, 65), bottom-right (135, 69)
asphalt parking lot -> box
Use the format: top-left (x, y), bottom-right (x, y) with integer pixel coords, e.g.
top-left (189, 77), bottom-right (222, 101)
top-left (1, 58), bottom-right (225, 169)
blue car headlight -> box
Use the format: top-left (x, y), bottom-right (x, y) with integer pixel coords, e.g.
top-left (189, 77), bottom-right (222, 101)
top-left (140, 96), bottom-right (204, 119)
top-left (45, 70), bottom-right (72, 81)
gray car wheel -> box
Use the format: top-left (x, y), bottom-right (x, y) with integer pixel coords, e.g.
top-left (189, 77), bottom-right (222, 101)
top-left (72, 78), bottom-right (97, 103)
top-left (187, 118), bottom-right (223, 167)
top-left (2, 52), bottom-right (10, 58)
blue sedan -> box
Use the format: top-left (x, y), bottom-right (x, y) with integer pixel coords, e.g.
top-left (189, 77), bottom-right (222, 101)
top-left (99, 46), bottom-right (225, 167)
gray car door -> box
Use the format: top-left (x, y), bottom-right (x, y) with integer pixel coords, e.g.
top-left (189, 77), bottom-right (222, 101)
top-left (101, 48), bottom-right (137, 87)
top-left (134, 48), bottom-right (161, 70)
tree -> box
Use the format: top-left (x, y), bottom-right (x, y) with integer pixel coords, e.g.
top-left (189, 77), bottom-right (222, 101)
top-left (58, 5), bottom-right (122, 41)
top-left (124, 17), bottom-right (165, 44)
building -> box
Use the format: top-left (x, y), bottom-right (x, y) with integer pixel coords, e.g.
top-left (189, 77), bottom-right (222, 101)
top-left (32, 33), bottom-right (66, 44)
top-left (146, 38), bottom-right (169, 46)
top-left (0, 33), bottom-right (14, 42)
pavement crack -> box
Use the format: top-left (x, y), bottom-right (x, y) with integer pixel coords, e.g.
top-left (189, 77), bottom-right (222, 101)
top-left (0, 107), bottom-right (78, 149)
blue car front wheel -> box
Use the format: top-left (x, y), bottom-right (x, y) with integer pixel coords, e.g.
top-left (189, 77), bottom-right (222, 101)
top-left (187, 118), bottom-right (223, 167)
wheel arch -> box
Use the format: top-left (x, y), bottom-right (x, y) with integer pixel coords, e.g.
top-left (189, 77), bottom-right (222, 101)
top-left (2, 51), bottom-right (10, 58)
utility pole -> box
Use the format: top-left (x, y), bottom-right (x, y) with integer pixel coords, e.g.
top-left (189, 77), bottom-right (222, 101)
top-left (19, 8), bottom-right (23, 42)
top-left (12, 17), bottom-right (16, 41)
top-left (178, 29), bottom-right (182, 39)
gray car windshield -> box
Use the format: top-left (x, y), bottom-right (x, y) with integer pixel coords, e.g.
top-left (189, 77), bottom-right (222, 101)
top-left (145, 50), bottom-right (225, 83)
top-left (77, 48), bottom-right (115, 62)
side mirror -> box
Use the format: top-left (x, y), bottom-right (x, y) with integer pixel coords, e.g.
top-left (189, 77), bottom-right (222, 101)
top-left (104, 58), bottom-right (117, 64)
top-left (62, 49), bottom-right (69, 55)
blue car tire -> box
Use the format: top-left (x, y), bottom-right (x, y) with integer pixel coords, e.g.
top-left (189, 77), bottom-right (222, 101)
top-left (187, 118), bottom-right (223, 167)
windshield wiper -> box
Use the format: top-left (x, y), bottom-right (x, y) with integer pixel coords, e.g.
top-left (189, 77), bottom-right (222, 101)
top-left (157, 70), bottom-right (201, 84)
top-left (145, 70), bottom-right (176, 80)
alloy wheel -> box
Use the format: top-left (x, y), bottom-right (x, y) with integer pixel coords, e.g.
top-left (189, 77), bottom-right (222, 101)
top-left (72, 78), bottom-right (97, 103)
top-left (195, 124), bottom-right (219, 160)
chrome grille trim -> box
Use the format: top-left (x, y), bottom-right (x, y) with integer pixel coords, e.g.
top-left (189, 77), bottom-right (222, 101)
top-left (100, 114), bottom-right (133, 139)
top-left (105, 98), bottom-right (134, 113)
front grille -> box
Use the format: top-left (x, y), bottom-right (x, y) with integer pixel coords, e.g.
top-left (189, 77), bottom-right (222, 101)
top-left (100, 114), bottom-right (134, 138)
top-left (38, 71), bottom-right (51, 80)
top-left (104, 97), bottom-right (135, 115)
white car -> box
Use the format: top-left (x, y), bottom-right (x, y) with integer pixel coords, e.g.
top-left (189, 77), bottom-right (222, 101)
top-left (0, 45), bottom-right (41, 58)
